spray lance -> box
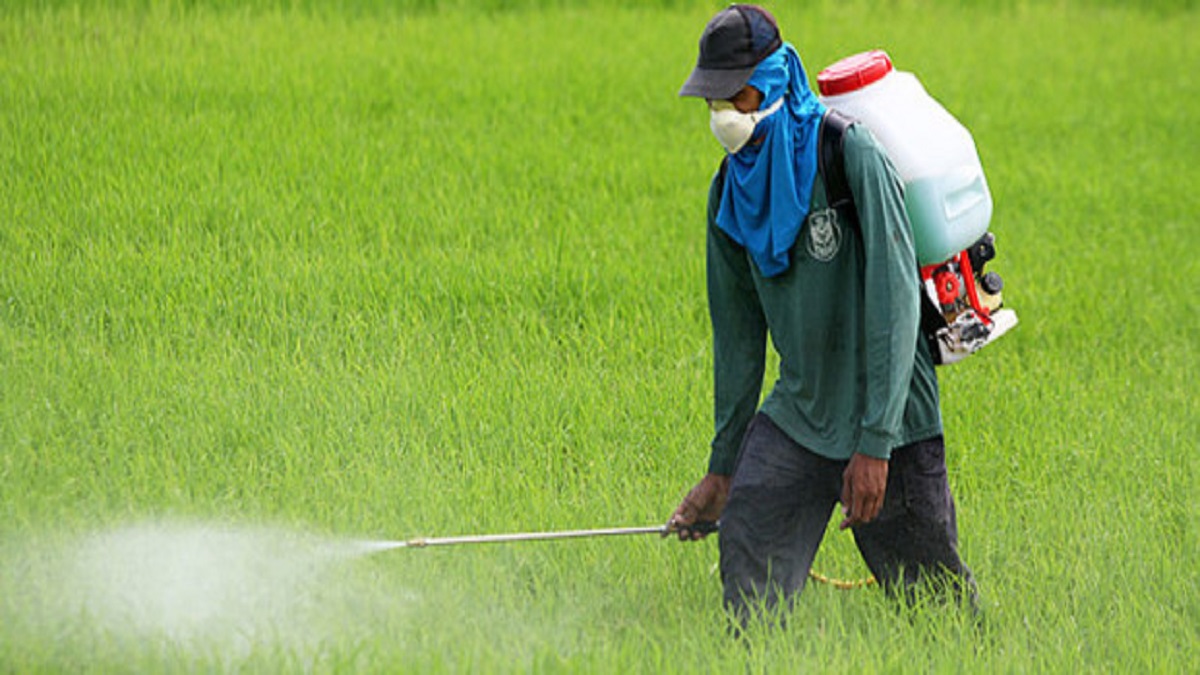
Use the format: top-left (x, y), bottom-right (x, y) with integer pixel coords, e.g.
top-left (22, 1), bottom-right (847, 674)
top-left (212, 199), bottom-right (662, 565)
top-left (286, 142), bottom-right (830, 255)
top-left (369, 521), bottom-right (872, 589)
top-left (371, 521), bottom-right (719, 551)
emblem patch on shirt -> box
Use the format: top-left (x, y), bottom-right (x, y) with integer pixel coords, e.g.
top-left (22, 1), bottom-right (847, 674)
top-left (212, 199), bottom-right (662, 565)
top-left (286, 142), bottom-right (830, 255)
top-left (805, 208), bottom-right (842, 262)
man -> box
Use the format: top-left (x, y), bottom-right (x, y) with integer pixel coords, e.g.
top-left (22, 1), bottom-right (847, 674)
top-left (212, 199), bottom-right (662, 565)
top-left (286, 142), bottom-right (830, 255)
top-left (666, 4), bottom-right (975, 622)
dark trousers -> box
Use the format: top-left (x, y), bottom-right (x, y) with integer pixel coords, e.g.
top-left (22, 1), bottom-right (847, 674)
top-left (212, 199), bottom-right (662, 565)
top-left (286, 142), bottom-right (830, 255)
top-left (719, 413), bottom-right (975, 621)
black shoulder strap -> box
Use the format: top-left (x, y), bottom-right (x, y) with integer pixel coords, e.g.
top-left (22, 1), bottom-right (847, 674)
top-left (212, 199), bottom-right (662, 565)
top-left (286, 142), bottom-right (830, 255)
top-left (818, 108), bottom-right (857, 221)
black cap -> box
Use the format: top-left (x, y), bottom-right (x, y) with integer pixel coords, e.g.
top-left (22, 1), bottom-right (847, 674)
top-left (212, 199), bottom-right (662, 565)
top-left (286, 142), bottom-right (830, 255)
top-left (678, 4), bottom-right (783, 99)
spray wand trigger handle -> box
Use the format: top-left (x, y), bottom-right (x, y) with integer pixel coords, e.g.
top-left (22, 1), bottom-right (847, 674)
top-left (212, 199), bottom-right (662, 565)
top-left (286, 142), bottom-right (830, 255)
top-left (663, 519), bottom-right (720, 538)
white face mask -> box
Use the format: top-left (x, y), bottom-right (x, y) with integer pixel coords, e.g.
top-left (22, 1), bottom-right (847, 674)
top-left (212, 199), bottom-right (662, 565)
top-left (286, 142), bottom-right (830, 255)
top-left (709, 97), bottom-right (785, 154)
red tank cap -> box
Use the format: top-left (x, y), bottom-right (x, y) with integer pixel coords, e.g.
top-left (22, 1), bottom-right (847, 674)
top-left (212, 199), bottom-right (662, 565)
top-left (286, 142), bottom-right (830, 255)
top-left (817, 50), bottom-right (894, 97)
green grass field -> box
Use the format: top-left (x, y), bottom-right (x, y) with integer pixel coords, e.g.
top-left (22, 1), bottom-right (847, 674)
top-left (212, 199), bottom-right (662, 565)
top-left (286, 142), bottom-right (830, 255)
top-left (1, 0), bottom-right (1197, 671)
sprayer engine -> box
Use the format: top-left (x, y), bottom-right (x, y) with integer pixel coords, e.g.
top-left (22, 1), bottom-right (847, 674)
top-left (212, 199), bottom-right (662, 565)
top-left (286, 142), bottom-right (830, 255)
top-left (920, 232), bottom-right (1018, 365)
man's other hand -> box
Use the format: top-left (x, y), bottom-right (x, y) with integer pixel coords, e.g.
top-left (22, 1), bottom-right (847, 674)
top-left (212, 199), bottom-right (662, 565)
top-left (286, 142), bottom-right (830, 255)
top-left (840, 452), bottom-right (889, 530)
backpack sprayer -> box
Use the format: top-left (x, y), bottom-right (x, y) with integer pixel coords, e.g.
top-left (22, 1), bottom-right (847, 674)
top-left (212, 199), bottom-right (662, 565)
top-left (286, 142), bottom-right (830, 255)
top-left (818, 50), bottom-right (1017, 365)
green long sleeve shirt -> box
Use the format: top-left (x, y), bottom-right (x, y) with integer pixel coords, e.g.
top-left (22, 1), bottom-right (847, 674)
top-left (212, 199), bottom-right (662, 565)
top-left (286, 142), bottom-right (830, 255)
top-left (706, 124), bottom-right (942, 475)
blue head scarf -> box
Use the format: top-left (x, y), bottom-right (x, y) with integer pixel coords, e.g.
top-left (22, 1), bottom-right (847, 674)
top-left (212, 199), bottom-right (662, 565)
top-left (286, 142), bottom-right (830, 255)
top-left (715, 43), bottom-right (826, 278)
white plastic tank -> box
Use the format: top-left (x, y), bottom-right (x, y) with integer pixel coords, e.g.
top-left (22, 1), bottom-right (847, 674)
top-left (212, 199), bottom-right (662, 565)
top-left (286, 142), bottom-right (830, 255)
top-left (817, 50), bottom-right (992, 265)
